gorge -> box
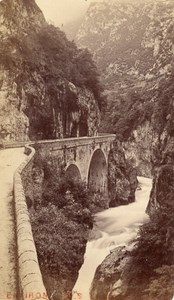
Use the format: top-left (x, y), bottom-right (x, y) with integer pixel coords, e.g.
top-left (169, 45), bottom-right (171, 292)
top-left (0, 0), bottom-right (174, 300)
top-left (73, 177), bottom-right (152, 300)
top-left (70, 0), bottom-right (174, 299)
top-left (75, 0), bottom-right (174, 177)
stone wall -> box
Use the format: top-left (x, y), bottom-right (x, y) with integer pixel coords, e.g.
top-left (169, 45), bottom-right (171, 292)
top-left (31, 135), bottom-right (115, 183)
top-left (14, 144), bottom-right (48, 300)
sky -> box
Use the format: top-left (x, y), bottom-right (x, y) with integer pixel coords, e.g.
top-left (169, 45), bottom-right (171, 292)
top-left (36, 0), bottom-right (92, 27)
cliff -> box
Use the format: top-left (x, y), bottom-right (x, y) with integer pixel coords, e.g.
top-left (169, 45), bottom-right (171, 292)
top-left (76, 0), bottom-right (174, 88)
top-left (108, 140), bottom-right (137, 206)
top-left (0, 0), bottom-right (102, 142)
top-left (90, 86), bottom-right (174, 299)
top-left (75, 0), bottom-right (174, 176)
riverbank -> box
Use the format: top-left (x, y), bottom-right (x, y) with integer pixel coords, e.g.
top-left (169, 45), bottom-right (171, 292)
top-left (73, 177), bottom-right (152, 300)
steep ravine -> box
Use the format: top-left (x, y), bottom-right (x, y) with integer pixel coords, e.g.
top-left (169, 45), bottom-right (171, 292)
top-left (75, 0), bottom-right (174, 177)
top-left (73, 177), bottom-right (152, 300)
top-left (89, 131), bottom-right (174, 300)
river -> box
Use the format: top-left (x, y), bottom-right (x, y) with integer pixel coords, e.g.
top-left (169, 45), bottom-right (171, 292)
top-left (72, 177), bottom-right (152, 300)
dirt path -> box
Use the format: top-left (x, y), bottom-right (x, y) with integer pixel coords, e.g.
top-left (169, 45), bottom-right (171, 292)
top-left (0, 148), bottom-right (26, 299)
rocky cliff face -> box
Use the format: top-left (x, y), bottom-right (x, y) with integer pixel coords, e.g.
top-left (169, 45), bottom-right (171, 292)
top-left (75, 0), bottom-right (174, 176)
top-left (108, 140), bottom-right (137, 206)
top-left (89, 89), bottom-right (174, 299)
top-left (91, 134), bottom-right (174, 299)
top-left (0, 0), bottom-right (101, 142)
top-left (77, 0), bottom-right (174, 88)
top-left (90, 246), bottom-right (130, 300)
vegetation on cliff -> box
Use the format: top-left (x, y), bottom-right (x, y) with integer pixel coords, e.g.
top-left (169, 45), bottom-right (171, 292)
top-left (0, 0), bottom-right (104, 141)
top-left (30, 197), bottom-right (90, 300)
top-left (101, 90), bottom-right (153, 140)
top-left (123, 162), bottom-right (174, 300)
top-left (76, 0), bottom-right (174, 142)
top-left (102, 65), bottom-right (174, 142)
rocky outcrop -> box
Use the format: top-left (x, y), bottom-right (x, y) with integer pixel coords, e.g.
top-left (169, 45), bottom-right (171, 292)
top-left (147, 134), bottom-right (174, 214)
top-left (90, 246), bottom-right (131, 300)
top-left (0, 0), bottom-right (101, 142)
top-left (108, 140), bottom-right (137, 206)
top-left (123, 121), bottom-right (154, 177)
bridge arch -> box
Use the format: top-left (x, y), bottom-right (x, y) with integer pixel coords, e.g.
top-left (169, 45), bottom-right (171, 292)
top-left (88, 149), bottom-right (107, 193)
top-left (65, 164), bottom-right (82, 182)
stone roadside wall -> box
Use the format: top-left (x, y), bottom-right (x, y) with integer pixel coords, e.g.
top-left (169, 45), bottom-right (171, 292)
top-left (1, 141), bottom-right (29, 149)
top-left (13, 145), bottom-right (48, 300)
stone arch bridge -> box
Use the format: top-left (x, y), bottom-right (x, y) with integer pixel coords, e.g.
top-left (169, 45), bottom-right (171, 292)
top-left (0, 134), bottom-right (116, 298)
top-left (34, 134), bottom-right (116, 194)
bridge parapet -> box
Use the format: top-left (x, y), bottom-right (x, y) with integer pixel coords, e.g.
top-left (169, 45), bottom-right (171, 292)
top-left (1, 134), bottom-right (116, 150)
top-left (30, 134), bottom-right (116, 149)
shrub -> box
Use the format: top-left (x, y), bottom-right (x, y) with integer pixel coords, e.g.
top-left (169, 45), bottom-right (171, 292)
top-left (30, 174), bottom-right (94, 299)
top-left (30, 203), bottom-right (88, 275)
top-left (143, 265), bottom-right (174, 300)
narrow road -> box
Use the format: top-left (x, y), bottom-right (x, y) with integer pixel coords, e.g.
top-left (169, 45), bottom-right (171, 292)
top-left (0, 148), bottom-right (26, 299)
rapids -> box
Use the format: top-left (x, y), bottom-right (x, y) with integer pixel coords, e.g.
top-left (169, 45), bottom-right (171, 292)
top-left (72, 177), bottom-right (152, 300)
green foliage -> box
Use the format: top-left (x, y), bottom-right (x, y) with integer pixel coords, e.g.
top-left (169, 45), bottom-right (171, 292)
top-left (70, 48), bottom-right (105, 109)
top-left (130, 209), bottom-right (174, 279)
top-left (153, 72), bottom-right (174, 136)
top-left (38, 26), bottom-right (105, 108)
top-left (31, 216), bottom-right (85, 297)
top-left (42, 173), bottom-right (91, 210)
top-left (101, 65), bottom-right (174, 142)
top-left (30, 203), bottom-right (88, 276)
top-left (102, 90), bottom-right (153, 140)
top-left (143, 265), bottom-right (174, 300)
top-left (0, 22), bottom-right (104, 110)
top-left (30, 160), bottom-right (94, 298)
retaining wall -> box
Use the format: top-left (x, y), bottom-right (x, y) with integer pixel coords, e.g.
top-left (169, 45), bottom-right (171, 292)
top-left (13, 145), bottom-right (48, 300)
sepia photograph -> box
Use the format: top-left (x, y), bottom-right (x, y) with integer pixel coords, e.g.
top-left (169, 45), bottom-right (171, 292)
top-left (0, 0), bottom-right (174, 299)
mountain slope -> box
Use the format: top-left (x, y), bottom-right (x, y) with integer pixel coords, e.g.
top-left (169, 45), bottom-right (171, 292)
top-left (76, 0), bottom-right (174, 175)
top-left (0, 0), bottom-right (103, 142)
top-left (76, 0), bottom-right (174, 91)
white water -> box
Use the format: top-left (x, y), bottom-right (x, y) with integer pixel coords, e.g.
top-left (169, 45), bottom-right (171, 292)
top-left (72, 177), bottom-right (152, 300)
